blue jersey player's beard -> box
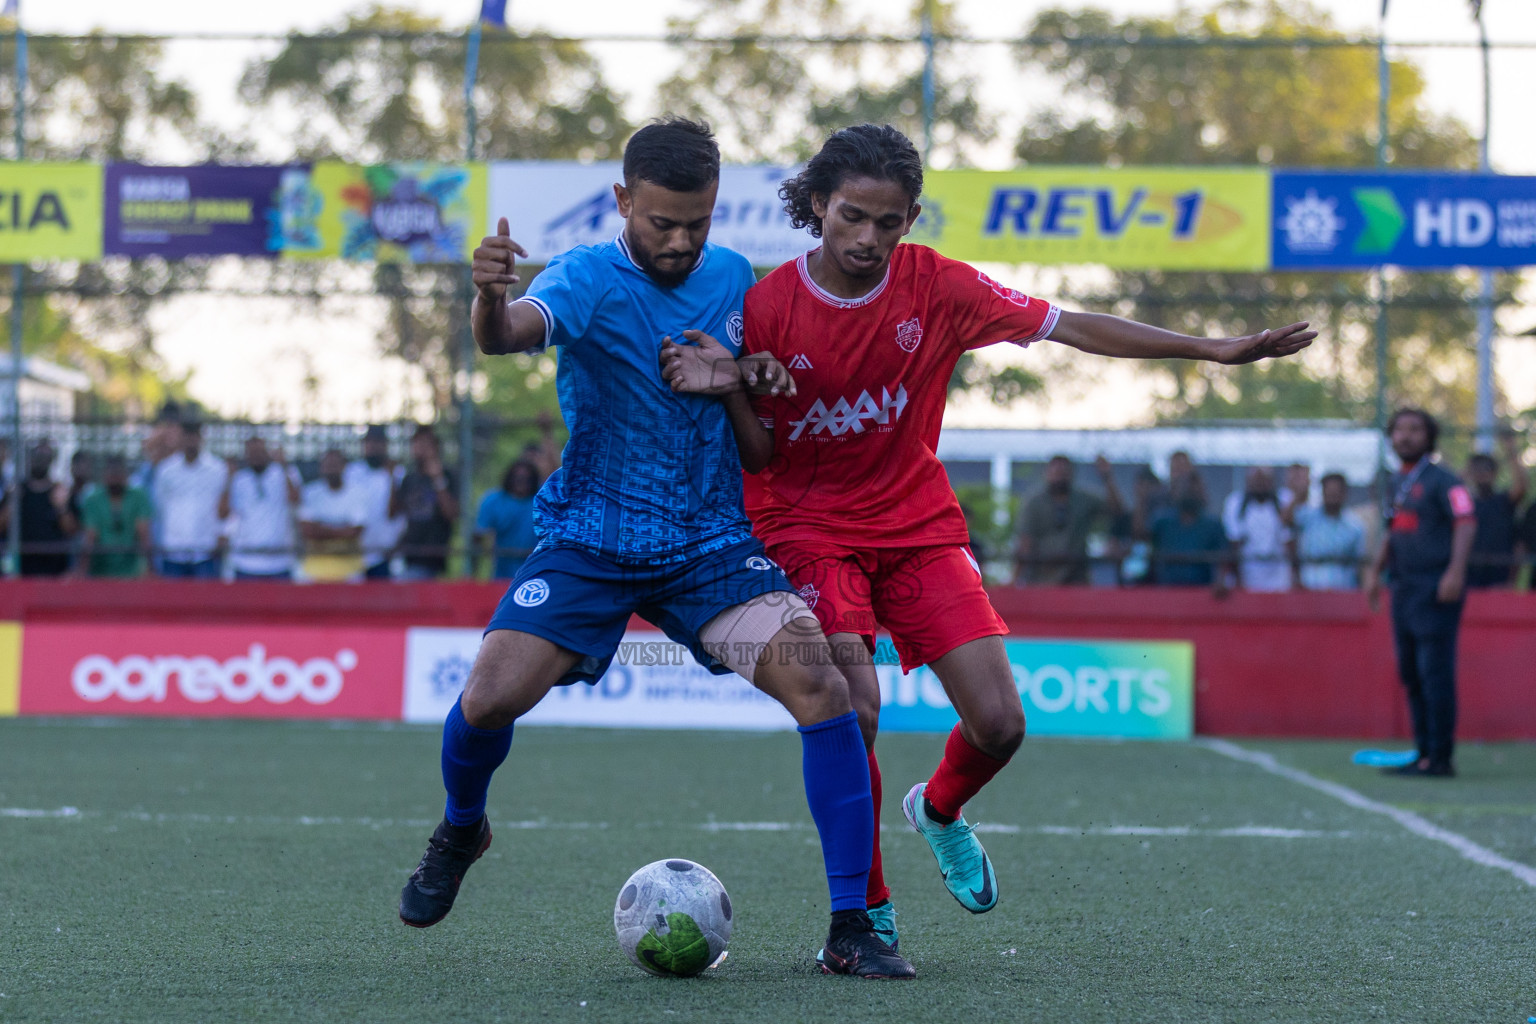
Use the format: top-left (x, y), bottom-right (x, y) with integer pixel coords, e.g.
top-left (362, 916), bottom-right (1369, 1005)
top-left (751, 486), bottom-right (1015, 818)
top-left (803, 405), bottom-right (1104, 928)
top-left (632, 242), bottom-right (697, 289)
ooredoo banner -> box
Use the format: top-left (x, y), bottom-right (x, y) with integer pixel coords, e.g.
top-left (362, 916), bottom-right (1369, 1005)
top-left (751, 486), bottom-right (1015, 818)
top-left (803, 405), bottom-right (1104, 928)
top-left (403, 627), bottom-right (1193, 738)
top-left (19, 624), bottom-right (405, 719)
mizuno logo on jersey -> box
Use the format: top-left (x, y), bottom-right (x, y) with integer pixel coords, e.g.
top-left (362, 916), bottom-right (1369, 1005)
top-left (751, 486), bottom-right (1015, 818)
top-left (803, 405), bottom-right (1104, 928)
top-left (787, 384), bottom-right (908, 440)
top-left (788, 353), bottom-right (813, 370)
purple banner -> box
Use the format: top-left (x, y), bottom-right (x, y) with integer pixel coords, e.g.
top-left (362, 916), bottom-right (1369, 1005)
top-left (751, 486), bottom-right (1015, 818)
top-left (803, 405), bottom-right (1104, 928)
top-left (104, 164), bottom-right (301, 258)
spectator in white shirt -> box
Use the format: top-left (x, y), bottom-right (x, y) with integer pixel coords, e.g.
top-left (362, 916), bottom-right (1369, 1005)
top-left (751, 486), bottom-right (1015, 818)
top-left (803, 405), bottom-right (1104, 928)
top-left (152, 419), bottom-right (229, 578)
top-left (1222, 466), bottom-right (1293, 592)
top-left (344, 425), bottom-right (404, 581)
top-left (299, 449), bottom-right (371, 582)
top-left (219, 436), bottom-right (301, 581)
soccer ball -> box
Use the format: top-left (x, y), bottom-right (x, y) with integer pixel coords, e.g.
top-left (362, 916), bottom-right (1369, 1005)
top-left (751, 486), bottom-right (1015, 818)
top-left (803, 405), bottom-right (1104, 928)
top-left (613, 859), bottom-right (732, 977)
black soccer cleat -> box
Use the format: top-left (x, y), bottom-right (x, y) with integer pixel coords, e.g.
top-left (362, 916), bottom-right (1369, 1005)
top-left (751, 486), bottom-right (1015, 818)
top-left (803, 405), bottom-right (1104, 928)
top-left (399, 816), bottom-right (492, 928)
top-left (819, 909), bottom-right (916, 980)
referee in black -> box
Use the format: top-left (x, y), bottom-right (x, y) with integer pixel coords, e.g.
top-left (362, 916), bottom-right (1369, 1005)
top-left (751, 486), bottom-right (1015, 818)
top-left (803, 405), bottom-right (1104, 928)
top-left (1365, 408), bottom-right (1477, 777)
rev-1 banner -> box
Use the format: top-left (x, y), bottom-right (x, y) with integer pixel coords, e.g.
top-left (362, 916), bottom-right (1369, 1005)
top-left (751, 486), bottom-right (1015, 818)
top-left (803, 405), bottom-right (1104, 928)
top-left (1272, 171), bottom-right (1536, 269)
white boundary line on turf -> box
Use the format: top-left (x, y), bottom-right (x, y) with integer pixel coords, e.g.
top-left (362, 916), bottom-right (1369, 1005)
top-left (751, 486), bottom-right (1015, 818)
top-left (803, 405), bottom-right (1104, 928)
top-left (0, 808), bottom-right (1361, 839)
top-left (1198, 738), bottom-right (1536, 889)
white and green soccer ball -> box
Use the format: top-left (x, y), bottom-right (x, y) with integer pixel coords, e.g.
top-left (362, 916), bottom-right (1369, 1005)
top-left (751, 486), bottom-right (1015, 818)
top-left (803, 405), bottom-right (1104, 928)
top-left (613, 859), bottom-right (732, 977)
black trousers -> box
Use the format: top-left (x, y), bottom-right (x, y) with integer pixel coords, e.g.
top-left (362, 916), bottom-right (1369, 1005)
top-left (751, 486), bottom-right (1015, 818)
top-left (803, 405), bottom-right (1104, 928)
top-left (1389, 577), bottom-right (1463, 766)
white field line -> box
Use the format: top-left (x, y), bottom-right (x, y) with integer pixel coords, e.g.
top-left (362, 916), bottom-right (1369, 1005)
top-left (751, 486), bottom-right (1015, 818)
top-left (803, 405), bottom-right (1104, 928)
top-left (0, 808), bottom-right (1357, 839)
top-left (1199, 738), bottom-right (1536, 889)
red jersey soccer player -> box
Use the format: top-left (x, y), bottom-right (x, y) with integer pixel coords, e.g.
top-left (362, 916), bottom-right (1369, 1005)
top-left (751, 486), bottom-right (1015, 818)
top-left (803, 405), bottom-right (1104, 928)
top-left (661, 124), bottom-right (1314, 953)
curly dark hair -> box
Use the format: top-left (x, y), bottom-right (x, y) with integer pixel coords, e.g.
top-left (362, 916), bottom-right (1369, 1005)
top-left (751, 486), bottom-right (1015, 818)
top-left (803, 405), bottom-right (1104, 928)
top-left (779, 124), bottom-right (923, 238)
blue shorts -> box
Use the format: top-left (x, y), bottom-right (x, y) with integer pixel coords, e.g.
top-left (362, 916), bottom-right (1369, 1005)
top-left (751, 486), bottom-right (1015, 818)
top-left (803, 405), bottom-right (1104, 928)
top-left (485, 537), bottom-right (798, 685)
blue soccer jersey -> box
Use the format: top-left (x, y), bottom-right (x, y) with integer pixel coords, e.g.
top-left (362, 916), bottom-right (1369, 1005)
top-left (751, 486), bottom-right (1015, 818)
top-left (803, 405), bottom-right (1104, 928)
top-left (513, 234), bottom-right (757, 564)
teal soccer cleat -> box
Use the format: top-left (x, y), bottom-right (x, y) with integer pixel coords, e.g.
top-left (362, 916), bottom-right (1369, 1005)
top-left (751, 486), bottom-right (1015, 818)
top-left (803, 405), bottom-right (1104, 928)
top-left (901, 782), bottom-right (999, 914)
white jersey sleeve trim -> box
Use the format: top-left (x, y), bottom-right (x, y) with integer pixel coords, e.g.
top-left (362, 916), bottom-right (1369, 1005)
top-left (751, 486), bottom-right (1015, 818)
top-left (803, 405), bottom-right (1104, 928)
top-left (1011, 303), bottom-right (1061, 348)
top-left (511, 295), bottom-right (554, 350)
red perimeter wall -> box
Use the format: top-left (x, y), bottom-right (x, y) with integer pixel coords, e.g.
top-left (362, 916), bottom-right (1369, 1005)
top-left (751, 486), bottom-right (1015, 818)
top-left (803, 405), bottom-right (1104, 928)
top-left (3, 580), bottom-right (1532, 740)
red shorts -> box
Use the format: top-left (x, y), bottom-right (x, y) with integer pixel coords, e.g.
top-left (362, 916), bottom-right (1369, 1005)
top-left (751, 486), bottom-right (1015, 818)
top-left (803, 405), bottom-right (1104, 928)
top-left (763, 540), bottom-right (1008, 672)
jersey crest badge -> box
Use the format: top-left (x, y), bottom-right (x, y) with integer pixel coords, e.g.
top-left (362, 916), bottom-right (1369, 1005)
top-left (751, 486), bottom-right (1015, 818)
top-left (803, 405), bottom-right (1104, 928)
top-left (788, 353), bottom-right (813, 370)
top-left (895, 317), bottom-right (923, 353)
top-left (797, 582), bottom-right (820, 609)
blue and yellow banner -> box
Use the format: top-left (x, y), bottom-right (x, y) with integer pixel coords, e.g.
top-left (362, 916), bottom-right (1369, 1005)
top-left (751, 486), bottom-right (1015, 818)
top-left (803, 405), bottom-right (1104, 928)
top-left (918, 168), bottom-right (1271, 271)
top-left (0, 163), bottom-right (103, 261)
top-left (877, 637), bottom-right (1194, 739)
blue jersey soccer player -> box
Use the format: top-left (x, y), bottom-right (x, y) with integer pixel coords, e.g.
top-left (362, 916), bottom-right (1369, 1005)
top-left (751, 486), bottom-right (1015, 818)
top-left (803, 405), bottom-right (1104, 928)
top-left (397, 119), bottom-right (912, 979)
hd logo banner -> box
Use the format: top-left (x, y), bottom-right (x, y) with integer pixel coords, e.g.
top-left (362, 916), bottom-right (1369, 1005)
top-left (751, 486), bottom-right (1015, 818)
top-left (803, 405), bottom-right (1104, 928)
top-left (1272, 171), bottom-right (1536, 269)
top-left (918, 168), bottom-right (1269, 271)
top-left (0, 163), bottom-right (103, 261)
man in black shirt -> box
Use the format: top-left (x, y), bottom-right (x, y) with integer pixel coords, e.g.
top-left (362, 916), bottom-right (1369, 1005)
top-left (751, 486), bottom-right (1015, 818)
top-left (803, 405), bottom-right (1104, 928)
top-left (9, 441), bottom-right (77, 576)
top-left (391, 424), bottom-right (459, 579)
top-left (1365, 408), bottom-right (1477, 777)
top-left (1463, 434), bottom-right (1527, 588)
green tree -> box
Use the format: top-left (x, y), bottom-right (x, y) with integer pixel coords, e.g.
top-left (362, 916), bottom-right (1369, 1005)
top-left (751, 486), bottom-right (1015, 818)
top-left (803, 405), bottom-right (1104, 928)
top-left (1013, 0), bottom-right (1486, 426)
top-left (0, 33), bottom-right (208, 416)
top-left (240, 3), bottom-right (631, 480)
top-left (660, 0), bottom-right (1027, 401)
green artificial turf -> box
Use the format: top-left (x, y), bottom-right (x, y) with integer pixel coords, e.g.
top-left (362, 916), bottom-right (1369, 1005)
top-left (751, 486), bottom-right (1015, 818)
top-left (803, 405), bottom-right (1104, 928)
top-left (1, 719), bottom-right (1532, 1022)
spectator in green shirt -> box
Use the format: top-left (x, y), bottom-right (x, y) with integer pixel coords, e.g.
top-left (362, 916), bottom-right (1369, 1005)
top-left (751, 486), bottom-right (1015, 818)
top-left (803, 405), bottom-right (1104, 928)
top-left (77, 454), bottom-right (152, 578)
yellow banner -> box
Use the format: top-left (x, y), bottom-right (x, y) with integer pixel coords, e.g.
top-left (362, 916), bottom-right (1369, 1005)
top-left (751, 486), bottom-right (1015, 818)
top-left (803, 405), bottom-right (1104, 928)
top-left (287, 162), bottom-right (488, 263)
top-left (0, 621), bottom-right (20, 716)
top-left (918, 168), bottom-right (1270, 271)
top-left (0, 163), bottom-right (104, 261)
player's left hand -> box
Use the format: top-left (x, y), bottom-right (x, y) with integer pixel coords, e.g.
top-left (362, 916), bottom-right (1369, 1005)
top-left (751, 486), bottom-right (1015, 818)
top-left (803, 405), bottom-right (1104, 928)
top-left (659, 331), bottom-right (744, 395)
top-left (1208, 322), bottom-right (1317, 365)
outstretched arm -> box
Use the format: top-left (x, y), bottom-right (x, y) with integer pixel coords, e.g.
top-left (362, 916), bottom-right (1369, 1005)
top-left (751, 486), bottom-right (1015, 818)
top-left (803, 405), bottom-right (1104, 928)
top-left (659, 330), bottom-right (794, 475)
top-left (471, 217), bottom-right (548, 355)
top-left (1047, 311), bottom-right (1316, 364)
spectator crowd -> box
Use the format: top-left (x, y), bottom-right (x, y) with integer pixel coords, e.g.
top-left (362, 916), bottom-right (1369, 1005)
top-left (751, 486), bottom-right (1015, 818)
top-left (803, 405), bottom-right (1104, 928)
top-left (0, 407), bottom-right (559, 583)
top-left (1010, 435), bottom-right (1533, 592)
top-left (4, 404), bottom-right (1531, 593)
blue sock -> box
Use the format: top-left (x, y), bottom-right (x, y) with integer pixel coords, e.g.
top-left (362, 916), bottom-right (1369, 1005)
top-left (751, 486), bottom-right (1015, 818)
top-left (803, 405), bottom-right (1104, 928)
top-left (798, 711), bottom-right (873, 913)
top-left (441, 698), bottom-right (513, 826)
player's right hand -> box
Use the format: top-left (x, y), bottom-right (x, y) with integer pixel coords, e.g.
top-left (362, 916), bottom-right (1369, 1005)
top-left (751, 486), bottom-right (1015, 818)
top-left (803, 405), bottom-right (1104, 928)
top-left (737, 352), bottom-right (797, 398)
top-left (472, 217), bottom-right (529, 302)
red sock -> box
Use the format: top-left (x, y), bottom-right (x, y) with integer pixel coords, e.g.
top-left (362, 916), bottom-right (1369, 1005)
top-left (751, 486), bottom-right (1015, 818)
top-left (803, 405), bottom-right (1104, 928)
top-left (866, 750), bottom-right (890, 907)
top-left (924, 725), bottom-right (1010, 821)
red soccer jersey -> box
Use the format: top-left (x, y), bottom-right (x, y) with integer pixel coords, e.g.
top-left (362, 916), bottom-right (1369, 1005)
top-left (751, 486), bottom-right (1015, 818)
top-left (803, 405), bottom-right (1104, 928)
top-left (743, 243), bottom-right (1059, 548)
